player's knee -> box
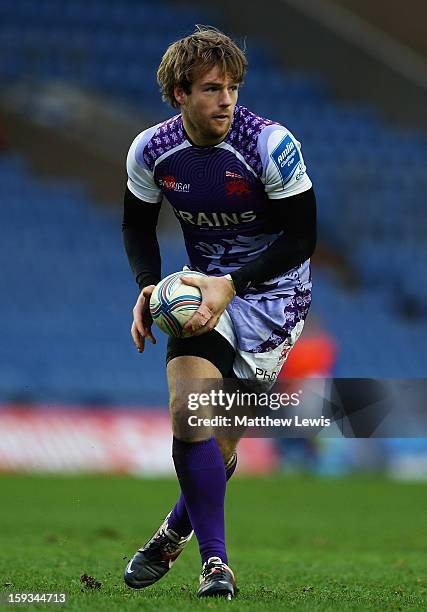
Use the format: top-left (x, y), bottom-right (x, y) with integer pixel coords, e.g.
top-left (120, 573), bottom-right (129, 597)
top-left (169, 392), bottom-right (187, 437)
top-left (170, 392), bottom-right (212, 442)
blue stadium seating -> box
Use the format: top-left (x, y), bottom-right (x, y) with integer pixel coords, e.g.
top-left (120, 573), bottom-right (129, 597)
top-left (0, 1), bottom-right (426, 403)
top-left (0, 153), bottom-right (426, 405)
top-left (0, 155), bottom-right (190, 405)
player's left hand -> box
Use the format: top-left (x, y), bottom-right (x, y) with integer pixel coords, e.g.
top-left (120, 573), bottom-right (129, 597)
top-left (181, 275), bottom-right (236, 337)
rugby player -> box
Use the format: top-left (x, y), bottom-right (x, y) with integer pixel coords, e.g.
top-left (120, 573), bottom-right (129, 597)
top-left (122, 26), bottom-right (316, 599)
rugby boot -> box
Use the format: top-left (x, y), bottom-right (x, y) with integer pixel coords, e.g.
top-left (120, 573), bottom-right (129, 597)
top-left (197, 556), bottom-right (238, 599)
top-left (124, 513), bottom-right (193, 589)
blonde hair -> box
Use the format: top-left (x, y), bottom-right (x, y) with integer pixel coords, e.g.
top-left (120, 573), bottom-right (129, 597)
top-left (157, 26), bottom-right (247, 108)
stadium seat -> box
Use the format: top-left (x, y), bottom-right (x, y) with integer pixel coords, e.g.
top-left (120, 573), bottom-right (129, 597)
top-left (0, 0), bottom-right (426, 402)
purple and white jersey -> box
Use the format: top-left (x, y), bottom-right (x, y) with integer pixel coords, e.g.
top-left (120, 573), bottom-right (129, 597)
top-left (127, 105), bottom-right (312, 353)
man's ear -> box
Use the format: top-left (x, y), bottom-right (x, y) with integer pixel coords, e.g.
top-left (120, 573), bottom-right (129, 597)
top-left (174, 86), bottom-right (187, 106)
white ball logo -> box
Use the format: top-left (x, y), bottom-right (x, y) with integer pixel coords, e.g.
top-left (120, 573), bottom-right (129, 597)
top-left (150, 271), bottom-right (205, 337)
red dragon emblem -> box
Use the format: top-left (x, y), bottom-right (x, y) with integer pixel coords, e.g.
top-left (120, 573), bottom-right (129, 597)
top-left (225, 179), bottom-right (251, 198)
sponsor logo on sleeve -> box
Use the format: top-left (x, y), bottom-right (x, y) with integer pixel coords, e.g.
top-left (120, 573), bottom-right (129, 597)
top-left (270, 134), bottom-right (304, 186)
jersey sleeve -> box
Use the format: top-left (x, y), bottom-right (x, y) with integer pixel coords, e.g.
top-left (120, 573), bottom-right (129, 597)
top-left (126, 130), bottom-right (163, 204)
top-left (258, 125), bottom-right (312, 199)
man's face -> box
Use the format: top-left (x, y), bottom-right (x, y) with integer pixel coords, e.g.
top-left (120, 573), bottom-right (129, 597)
top-left (174, 65), bottom-right (239, 146)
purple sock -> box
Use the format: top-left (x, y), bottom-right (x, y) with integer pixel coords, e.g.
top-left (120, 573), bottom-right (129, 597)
top-left (169, 451), bottom-right (237, 538)
top-left (172, 437), bottom-right (228, 564)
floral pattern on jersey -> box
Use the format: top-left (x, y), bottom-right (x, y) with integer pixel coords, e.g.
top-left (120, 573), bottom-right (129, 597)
top-left (142, 106), bottom-right (276, 175)
top-left (143, 114), bottom-right (185, 171)
top-left (194, 232), bottom-right (278, 273)
top-left (226, 106), bottom-right (277, 176)
top-left (248, 286), bottom-right (312, 353)
top-left (190, 232), bottom-right (308, 296)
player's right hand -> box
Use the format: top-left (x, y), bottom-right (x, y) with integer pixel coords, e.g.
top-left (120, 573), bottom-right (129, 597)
top-left (131, 285), bottom-right (156, 353)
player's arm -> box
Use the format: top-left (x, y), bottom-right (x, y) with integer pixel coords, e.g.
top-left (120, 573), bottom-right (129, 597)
top-left (182, 126), bottom-right (316, 336)
top-left (228, 125), bottom-right (316, 294)
top-left (122, 186), bottom-right (161, 352)
top-left (122, 186), bottom-right (161, 291)
top-left (182, 188), bottom-right (316, 336)
top-left (124, 130), bottom-right (164, 351)
top-left (230, 187), bottom-right (317, 295)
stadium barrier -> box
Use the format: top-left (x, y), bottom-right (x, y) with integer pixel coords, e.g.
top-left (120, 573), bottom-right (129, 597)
top-left (0, 406), bottom-right (278, 474)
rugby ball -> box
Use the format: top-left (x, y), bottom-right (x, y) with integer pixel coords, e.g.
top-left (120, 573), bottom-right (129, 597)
top-left (149, 271), bottom-right (205, 337)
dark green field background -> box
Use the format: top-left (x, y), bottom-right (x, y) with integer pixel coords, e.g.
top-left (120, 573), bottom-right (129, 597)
top-left (1, 475), bottom-right (426, 610)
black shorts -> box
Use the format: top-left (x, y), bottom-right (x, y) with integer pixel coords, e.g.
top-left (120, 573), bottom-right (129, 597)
top-left (166, 330), bottom-right (235, 377)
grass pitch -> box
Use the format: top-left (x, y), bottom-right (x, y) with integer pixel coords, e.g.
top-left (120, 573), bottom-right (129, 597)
top-left (0, 474), bottom-right (426, 610)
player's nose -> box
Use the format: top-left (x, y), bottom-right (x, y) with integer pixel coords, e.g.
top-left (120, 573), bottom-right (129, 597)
top-left (219, 88), bottom-right (232, 106)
